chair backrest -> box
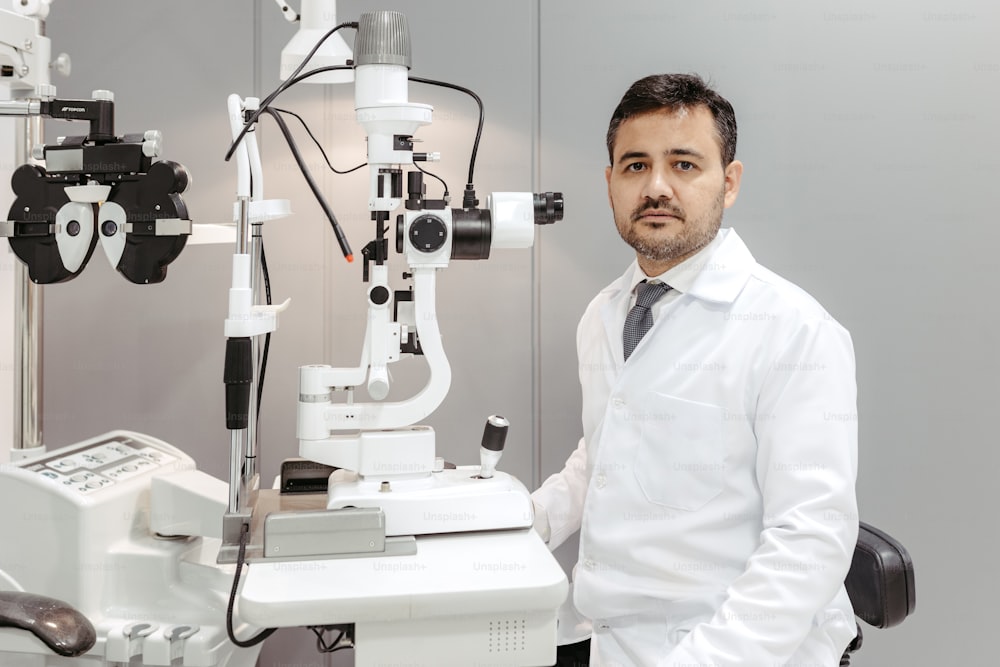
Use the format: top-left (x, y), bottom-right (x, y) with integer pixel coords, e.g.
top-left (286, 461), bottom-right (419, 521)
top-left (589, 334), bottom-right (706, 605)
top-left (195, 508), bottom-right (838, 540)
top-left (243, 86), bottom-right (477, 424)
top-left (844, 522), bottom-right (916, 629)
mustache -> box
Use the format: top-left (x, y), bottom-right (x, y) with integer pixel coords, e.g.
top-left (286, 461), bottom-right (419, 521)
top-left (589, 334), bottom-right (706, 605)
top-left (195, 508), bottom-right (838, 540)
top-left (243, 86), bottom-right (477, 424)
top-left (630, 200), bottom-right (685, 222)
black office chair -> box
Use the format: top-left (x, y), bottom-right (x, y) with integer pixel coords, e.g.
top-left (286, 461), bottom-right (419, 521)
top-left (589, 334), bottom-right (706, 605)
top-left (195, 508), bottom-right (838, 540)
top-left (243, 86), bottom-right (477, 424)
top-left (840, 521), bottom-right (916, 665)
top-left (555, 521), bottom-right (916, 667)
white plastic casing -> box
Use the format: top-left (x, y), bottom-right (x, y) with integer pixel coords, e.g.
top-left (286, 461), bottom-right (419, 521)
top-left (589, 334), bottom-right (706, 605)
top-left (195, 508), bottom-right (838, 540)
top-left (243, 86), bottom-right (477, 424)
top-left (354, 63), bottom-right (432, 210)
top-left (402, 208), bottom-right (453, 268)
top-left (96, 201), bottom-right (127, 270)
top-left (279, 0), bottom-right (354, 84)
top-left (53, 201), bottom-right (94, 273)
top-left (300, 427), bottom-right (436, 476)
top-left (0, 431), bottom-right (261, 666)
top-left (489, 192), bottom-right (536, 249)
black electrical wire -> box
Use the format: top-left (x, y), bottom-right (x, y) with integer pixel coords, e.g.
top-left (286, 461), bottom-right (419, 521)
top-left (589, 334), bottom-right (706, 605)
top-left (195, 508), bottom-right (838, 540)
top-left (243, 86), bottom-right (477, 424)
top-left (271, 107), bottom-right (366, 175)
top-left (408, 76), bottom-right (485, 192)
top-left (224, 23), bottom-right (358, 163)
top-left (285, 64), bottom-right (353, 87)
top-left (221, 22), bottom-right (488, 260)
top-left (256, 242), bottom-right (272, 420)
top-left (309, 626), bottom-right (353, 653)
top-left (413, 161), bottom-right (449, 200)
top-left (261, 107), bottom-right (354, 261)
top-left (226, 523), bottom-right (277, 648)
top-left (231, 83), bottom-right (357, 262)
top-left (279, 67), bottom-right (486, 195)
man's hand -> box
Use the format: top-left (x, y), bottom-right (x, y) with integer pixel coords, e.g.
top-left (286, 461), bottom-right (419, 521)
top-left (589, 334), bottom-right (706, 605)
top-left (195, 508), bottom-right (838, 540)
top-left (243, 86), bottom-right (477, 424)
top-left (531, 500), bottom-right (551, 543)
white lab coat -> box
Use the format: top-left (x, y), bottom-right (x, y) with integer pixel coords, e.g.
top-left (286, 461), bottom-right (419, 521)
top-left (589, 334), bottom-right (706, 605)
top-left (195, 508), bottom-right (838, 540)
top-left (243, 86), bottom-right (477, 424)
top-left (533, 228), bottom-right (859, 666)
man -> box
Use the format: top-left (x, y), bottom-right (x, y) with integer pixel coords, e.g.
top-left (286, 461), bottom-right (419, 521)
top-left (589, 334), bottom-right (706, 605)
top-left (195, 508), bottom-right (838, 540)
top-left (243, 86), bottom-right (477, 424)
top-left (532, 73), bottom-right (859, 666)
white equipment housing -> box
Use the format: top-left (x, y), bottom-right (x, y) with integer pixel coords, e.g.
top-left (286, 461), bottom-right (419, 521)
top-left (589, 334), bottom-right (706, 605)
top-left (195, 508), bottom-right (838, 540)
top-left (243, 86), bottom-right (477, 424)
top-left (0, 431), bottom-right (262, 667)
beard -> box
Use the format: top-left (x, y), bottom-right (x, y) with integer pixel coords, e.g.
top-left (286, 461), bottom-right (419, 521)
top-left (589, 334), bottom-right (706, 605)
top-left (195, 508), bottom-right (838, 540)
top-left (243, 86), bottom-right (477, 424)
top-left (614, 191), bottom-right (724, 264)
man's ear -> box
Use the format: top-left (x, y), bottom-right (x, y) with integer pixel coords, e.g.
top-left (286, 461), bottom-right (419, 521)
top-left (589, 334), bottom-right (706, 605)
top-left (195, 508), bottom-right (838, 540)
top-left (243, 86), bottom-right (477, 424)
top-left (723, 159), bottom-right (743, 209)
top-left (605, 165), bottom-right (613, 208)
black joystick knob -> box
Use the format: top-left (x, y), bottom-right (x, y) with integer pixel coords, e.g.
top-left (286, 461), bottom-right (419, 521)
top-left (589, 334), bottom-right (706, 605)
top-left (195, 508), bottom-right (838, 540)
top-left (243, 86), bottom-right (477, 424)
top-left (479, 415), bottom-right (509, 479)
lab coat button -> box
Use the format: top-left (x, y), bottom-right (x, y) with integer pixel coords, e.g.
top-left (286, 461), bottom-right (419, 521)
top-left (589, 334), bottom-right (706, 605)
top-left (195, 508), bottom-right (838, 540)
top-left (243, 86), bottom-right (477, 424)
top-left (582, 558), bottom-right (595, 570)
top-left (595, 474), bottom-right (607, 489)
top-left (612, 397), bottom-right (625, 409)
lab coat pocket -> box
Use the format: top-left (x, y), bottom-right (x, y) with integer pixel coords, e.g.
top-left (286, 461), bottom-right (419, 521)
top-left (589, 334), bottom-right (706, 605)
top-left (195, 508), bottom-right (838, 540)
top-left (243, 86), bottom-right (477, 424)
top-left (634, 393), bottom-right (725, 511)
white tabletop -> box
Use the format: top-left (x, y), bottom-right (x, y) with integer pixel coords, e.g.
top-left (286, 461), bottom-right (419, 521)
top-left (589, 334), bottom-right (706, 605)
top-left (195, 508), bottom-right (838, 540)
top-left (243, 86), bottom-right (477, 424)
top-left (238, 528), bottom-right (568, 628)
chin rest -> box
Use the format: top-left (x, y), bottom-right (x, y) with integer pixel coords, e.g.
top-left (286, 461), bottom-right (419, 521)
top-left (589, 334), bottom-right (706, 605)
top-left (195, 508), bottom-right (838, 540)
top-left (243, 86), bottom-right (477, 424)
top-left (0, 591), bottom-right (97, 657)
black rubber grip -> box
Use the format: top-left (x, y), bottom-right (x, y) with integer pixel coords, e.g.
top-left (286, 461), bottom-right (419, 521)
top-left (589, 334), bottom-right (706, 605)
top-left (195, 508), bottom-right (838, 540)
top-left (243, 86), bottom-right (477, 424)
top-left (481, 416), bottom-right (509, 452)
top-left (224, 337), bottom-right (253, 430)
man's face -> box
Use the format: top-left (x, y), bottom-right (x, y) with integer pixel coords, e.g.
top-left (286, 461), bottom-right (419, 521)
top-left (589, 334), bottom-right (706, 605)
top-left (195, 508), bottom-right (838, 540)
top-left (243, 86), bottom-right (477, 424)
top-left (606, 106), bottom-right (743, 275)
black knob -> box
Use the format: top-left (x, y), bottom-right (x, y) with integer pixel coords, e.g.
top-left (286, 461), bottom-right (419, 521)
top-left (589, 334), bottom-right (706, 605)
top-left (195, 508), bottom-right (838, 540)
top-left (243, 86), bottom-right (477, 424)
top-left (408, 214), bottom-right (448, 252)
top-left (370, 285), bottom-right (390, 305)
top-left (481, 415), bottom-right (509, 452)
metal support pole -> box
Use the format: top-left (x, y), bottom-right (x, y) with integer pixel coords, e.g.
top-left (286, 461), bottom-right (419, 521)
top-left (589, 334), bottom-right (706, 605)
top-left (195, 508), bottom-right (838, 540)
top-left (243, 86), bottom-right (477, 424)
top-left (220, 195), bottom-right (263, 561)
top-left (227, 195), bottom-right (260, 515)
top-left (12, 115), bottom-right (43, 454)
top-left (246, 218), bottom-right (263, 500)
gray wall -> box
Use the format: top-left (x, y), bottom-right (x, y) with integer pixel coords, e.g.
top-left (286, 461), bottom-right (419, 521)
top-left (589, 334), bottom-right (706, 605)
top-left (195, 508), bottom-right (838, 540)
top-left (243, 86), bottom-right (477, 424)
top-left (19, 1), bottom-right (996, 665)
top-left (539, 2), bottom-right (998, 666)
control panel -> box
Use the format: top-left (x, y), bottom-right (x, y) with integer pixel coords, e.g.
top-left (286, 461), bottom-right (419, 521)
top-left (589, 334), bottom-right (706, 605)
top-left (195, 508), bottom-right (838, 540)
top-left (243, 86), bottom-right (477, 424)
top-left (16, 432), bottom-right (184, 496)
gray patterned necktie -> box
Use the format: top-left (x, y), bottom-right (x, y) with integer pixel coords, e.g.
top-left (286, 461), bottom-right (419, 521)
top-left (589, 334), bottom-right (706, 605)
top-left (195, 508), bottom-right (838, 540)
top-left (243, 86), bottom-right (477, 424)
top-left (623, 281), bottom-right (671, 361)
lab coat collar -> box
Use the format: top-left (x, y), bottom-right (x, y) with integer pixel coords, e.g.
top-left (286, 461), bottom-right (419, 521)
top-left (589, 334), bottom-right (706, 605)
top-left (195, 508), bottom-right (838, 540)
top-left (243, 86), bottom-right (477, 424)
top-left (618, 227), bottom-right (755, 305)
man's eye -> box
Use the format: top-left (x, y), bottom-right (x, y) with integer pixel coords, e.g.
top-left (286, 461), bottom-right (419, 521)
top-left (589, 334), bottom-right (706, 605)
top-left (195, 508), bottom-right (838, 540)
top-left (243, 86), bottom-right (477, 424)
top-left (626, 162), bottom-right (646, 172)
top-left (676, 161), bottom-right (695, 171)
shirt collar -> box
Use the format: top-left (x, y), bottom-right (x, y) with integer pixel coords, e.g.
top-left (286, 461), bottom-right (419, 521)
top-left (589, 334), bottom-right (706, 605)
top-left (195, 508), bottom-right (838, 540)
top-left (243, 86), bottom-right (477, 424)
top-left (624, 227), bottom-right (756, 304)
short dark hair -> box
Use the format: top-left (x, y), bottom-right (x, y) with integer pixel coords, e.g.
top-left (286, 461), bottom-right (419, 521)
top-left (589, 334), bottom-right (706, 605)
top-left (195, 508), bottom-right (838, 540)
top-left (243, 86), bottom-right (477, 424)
top-left (606, 73), bottom-right (737, 166)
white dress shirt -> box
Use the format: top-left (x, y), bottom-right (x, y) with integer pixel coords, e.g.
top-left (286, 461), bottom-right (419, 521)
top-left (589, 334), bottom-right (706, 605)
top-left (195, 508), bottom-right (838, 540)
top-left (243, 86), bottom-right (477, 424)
top-left (533, 228), bottom-right (859, 666)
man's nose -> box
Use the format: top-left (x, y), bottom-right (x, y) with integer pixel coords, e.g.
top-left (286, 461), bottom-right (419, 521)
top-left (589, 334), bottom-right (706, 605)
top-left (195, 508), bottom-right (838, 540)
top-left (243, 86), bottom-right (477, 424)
top-left (642, 166), bottom-right (674, 200)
